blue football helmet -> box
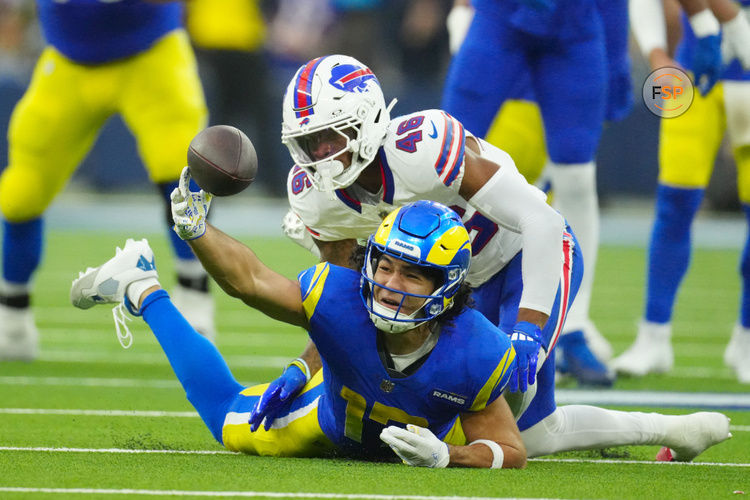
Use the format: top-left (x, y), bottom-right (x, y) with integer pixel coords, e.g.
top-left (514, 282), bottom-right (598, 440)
top-left (361, 201), bottom-right (472, 334)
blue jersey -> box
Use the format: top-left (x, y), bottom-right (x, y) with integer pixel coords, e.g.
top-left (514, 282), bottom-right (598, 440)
top-left (298, 263), bottom-right (515, 457)
top-left (676, 3), bottom-right (750, 82)
top-left (36, 0), bottom-right (183, 64)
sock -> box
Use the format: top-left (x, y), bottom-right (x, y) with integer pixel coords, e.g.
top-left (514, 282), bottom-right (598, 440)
top-left (125, 277), bottom-right (161, 312)
top-left (740, 204), bottom-right (750, 328)
top-left (644, 185), bottom-right (704, 323)
top-left (2, 218), bottom-right (43, 302)
top-left (140, 290), bottom-right (243, 442)
top-left (521, 405), bottom-right (673, 457)
top-left (548, 162), bottom-right (598, 332)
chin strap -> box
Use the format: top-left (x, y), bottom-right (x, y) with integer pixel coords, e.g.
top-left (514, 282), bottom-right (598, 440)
top-left (370, 300), bottom-right (427, 334)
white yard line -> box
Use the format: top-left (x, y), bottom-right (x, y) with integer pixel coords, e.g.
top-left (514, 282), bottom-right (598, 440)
top-left (33, 350), bottom-right (293, 367)
top-left (0, 408), bottom-right (198, 417)
top-left (554, 389), bottom-right (750, 409)
top-left (0, 376), bottom-right (181, 389)
top-left (0, 487), bottom-right (548, 500)
top-left (0, 447), bottom-right (747, 468)
top-left (2, 407), bottom-right (749, 432)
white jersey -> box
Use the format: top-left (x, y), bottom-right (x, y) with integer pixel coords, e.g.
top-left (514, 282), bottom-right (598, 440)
top-left (288, 109), bottom-right (551, 289)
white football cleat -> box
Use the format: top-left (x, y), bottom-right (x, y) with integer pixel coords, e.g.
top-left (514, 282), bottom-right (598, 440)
top-left (0, 304), bottom-right (39, 361)
top-left (724, 324), bottom-right (750, 384)
top-left (171, 284), bottom-right (216, 342)
top-left (610, 320), bottom-right (673, 376)
top-left (724, 324), bottom-right (741, 369)
top-left (70, 238), bottom-right (158, 309)
top-left (659, 412), bottom-right (731, 462)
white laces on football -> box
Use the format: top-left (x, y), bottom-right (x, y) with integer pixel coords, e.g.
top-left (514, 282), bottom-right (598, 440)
top-left (112, 303), bottom-right (133, 349)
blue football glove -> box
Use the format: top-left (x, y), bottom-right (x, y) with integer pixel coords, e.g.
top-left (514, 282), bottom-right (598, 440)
top-left (508, 321), bottom-right (545, 393)
top-left (691, 34), bottom-right (722, 95)
top-left (249, 360), bottom-right (309, 432)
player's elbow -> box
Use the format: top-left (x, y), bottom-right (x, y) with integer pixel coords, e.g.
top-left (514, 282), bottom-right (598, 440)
top-left (502, 445), bottom-right (528, 469)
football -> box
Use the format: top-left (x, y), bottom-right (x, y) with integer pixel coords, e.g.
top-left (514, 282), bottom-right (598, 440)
top-left (187, 125), bottom-right (257, 196)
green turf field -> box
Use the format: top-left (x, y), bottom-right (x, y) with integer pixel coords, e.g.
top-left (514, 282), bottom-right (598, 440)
top-left (1, 231), bottom-right (748, 499)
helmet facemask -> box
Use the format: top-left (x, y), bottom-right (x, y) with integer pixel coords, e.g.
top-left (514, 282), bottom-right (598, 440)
top-left (360, 243), bottom-right (465, 335)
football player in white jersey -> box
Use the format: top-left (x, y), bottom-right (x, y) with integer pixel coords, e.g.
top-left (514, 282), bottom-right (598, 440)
top-left (282, 54), bottom-right (577, 402)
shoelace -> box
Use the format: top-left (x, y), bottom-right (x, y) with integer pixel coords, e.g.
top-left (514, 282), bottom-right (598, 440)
top-left (112, 303), bottom-right (133, 349)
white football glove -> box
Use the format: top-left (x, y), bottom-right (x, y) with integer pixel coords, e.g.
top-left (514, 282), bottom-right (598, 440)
top-left (282, 209), bottom-right (321, 259)
top-left (380, 424), bottom-right (449, 468)
top-left (446, 4), bottom-right (475, 55)
top-left (721, 9), bottom-right (750, 71)
top-left (170, 166), bottom-right (213, 241)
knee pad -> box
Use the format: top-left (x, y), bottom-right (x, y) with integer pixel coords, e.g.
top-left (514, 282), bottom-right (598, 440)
top-left (0, 166), bottom-right (55, 222)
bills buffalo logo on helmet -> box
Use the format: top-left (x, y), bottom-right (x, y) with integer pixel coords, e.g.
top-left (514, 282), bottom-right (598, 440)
top-left (329, 64), bottom-right (376, 93)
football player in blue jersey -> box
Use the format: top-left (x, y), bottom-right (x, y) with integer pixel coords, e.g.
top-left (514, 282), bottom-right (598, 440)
top-left (71, 194), bottom-right (731, 464)
top-left (0, 0), bottom-right (212, 361)
top-left (613, 0), bottom-right (750, 384)
top-left (71, 200), bottom-right (528, 468)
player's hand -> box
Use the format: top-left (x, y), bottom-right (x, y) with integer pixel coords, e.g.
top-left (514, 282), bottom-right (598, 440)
top-left (170, 167), bottom-right (212, 240)
top-left (446, 4), bottom-right (474, 54)
top-left (380, 424), bottom-right (449, 468)
top-left (689, 10), bottom-right (722, 95)
top-left (249, 362), bottom-right (308, 432)
top-left (508, 321), bottom-right (545, 393)
top-left (721, 11), bottom-right (750, 71)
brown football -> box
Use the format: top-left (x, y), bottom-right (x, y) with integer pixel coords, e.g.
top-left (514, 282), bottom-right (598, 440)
top-left (187, 125), bottom-right (257, 196)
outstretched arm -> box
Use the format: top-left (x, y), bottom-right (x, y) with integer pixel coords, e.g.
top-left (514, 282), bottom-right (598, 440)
top-left (171, 167), bottom-right (308, 329)
top-left (188, 224), bottom-right (308, 328)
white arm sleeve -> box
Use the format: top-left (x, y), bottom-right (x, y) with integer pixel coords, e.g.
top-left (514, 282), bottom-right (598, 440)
top-left (468, 168), bottom-right (564, 315)
top-left (629, 0), bottom-right (667, 59)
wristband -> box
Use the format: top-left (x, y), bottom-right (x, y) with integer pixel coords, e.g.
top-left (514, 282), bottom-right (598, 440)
top-left (689, 9), bottom-right (720, 37)
top-left (469, 439), bottom-right (505, 469)
top-left (288, 358), bottom-right (311, 382)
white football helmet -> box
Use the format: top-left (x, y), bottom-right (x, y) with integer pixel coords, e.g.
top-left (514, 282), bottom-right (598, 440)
top-left (281, 55), bottom-right (395, 194)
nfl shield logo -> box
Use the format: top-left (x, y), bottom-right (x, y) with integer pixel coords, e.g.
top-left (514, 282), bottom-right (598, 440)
top-left (380, 379), bottom-right (395, 393)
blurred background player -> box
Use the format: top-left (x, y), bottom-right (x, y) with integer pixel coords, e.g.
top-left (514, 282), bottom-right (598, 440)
top-left (613, 0), bottom-right (750, 384)
top-left (185, 0), bottom-right (286, 194)
top-left (441, 0), bottom-right (615, 386)
top-left (440, 0), bottom-right (725, 386)
top-left (0, 0), bottom-right (212, 361)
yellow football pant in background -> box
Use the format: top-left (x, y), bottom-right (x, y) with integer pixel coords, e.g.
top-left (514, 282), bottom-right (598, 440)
top-left (659, 81), bottom-right (750, 204)
top-left (0, 29), bottom-right (207, 222)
